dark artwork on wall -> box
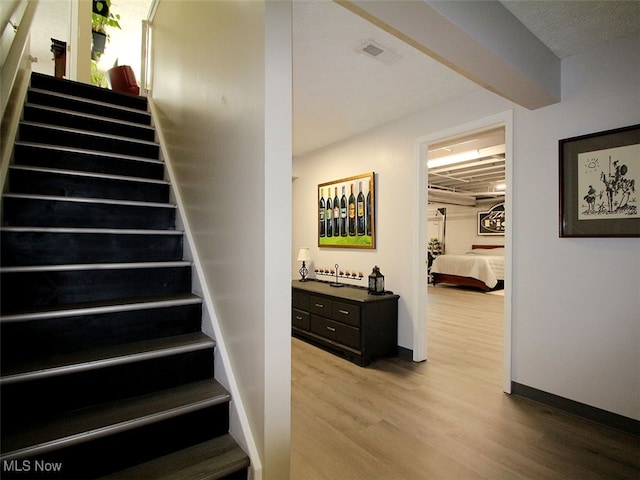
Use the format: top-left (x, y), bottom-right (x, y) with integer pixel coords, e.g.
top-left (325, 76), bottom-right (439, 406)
top-left (478, 202), bottom-right (505, 236)
top-left (318, 172), bottom-right (375, 248)
top-left (559, 124), bottom-right (639, 237)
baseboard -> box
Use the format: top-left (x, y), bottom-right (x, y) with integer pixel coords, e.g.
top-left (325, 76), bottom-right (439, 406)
top-left (397, 346), bottom-right (413, 361)
top-left (511, 382), bottom-right (639, 436)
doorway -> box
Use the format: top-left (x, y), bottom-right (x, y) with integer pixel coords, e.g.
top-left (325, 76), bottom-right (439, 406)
top-left (415, 111), bottom-right (513, 393)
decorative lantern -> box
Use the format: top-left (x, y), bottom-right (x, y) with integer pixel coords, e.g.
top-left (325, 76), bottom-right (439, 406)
top-left (368, 266), bottom-right (385, 295)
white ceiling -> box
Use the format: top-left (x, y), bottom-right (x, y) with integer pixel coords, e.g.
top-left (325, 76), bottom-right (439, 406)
top-left (292, 0), bottom-right (640, 157)
top-left (28, 0), bottom-right (640, 162)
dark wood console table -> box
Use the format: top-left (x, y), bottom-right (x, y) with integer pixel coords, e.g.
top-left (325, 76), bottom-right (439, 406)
top-left (292, 280), bottom-right (399, 366)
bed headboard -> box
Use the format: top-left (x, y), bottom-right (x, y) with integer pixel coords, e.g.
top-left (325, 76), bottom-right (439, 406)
top-left (471, 244), bottom-right (504, 249)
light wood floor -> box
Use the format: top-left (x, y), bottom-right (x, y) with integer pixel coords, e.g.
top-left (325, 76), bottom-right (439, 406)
top-left (291, 285), bottom-right (639, 479)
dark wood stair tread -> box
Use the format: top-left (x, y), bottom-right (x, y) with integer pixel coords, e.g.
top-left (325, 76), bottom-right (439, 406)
top-left (24, 103), bottom-right (156, 132)
top-left (0, 379), bottom-right (230, 459)
top-left (0, 293), bottom-right (200, 322)
top-left (27, 91), bottom-right (153, 123)
top-left (15, 141), bottom-right (164, 166)
top-left (8, 164), bottom-right (170, 186)
top-left (98, 434), bottom-right (249, 480)
top-left (20, 120), bottom-right (159, 146)
top-left (1, 332), bottom-right (214, 382)
top-left (2, 192), bottom-right (176, 208)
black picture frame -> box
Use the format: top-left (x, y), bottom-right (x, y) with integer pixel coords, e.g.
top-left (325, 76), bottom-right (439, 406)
top-left (477, 202), bottom-right (505, 236)
top-left (559, 124), bottom-right (640, 237)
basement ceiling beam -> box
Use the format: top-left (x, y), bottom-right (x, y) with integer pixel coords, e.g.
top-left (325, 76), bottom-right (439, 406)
top-left (337, 0), bottom-right (560, 109)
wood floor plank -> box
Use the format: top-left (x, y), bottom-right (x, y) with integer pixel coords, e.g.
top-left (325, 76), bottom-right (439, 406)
top-left (291, 285), bottom-right (640, 479)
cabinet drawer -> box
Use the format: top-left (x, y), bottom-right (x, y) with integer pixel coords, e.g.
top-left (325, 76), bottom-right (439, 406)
top-left (331, 301), bottom-right (360, 327)
top-left (292, 291), bottom-right (309, 311)
top-left (309, 295), bottom-right (331, 316)
top-left (292, 309), bottom-right (310, 331)
top-left (310, 315), bottom-right (360, 350)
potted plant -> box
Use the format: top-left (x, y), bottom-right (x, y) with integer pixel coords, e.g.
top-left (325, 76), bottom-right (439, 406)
top-left (91, 0), bottom-right (121, 60)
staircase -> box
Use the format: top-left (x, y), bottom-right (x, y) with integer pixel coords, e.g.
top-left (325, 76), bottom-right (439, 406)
top-left (0, 73), bottom-right (250, 479)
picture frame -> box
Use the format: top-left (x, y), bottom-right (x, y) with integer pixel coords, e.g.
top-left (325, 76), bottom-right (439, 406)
top-left (559, 124), bottom-right (640, 237)
top-left (318, 172), bottom-right (375, 248)
top-left (478, 202), bottom-right (505, 236)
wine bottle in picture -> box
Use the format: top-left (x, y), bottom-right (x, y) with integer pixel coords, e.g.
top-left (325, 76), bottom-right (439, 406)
top-left (340, 186), bottom-right (348, 236)
top-left (319, 188), bottom-right (325, 237)
top-left (326, 194), bottom-right (333, 237)
top-left (357, 181), bottom-right (365, 235)
top-left (333, 187), bottom-right (340, 236)
top-left (348, 183), bottom-right (356, 236)
top-left (366, 186), bottom-right (372, 236)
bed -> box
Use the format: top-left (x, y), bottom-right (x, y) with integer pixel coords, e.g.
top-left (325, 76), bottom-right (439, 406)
top-left (430, 245), bottom-right (504, 292)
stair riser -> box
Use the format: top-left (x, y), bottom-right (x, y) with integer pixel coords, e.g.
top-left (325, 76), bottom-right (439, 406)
top-left (1, 303), bottom-right (202, 364)
top-left (1, 266), bottom-right (192, 314)
top-left (23, 105), bottom-right (156, 142)
top-left (2, 197), bottom-right (175, 229)
top-left (0, 405), bottom-right (229, 480)
top-left (13, 144), bottom-right (165, 180)
top-left (9, 168), bottom-right (170, 203)
top-left (19, 124), bottom-right (159, 159)
top-left (27, 90), bottom-right (152, 126)
top-left (1, 231), bottom-right (183, 266)
top-left (30, 73), bottom-right (148, 111)
top-left (0, 73), bottom-right (246, 478)
top-left (2, 349), bottom-right (214, 425)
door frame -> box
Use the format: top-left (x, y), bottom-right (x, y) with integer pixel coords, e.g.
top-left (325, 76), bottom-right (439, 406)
top-left (414, 110), bottom-right (513, 393)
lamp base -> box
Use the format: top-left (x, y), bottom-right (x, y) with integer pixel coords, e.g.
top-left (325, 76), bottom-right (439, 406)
top-left (299, 262), bottom-right (309, 282)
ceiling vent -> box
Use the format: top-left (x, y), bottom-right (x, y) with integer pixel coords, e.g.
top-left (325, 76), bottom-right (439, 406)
top-left (360, 40), bottom-right (402, 66)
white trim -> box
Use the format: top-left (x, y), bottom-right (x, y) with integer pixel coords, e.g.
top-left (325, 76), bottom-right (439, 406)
top-left (415, 110), bottom-right (513, 393)
top-left (147, 97), bottom-right (262, 478)
top-left (412, 139), bottom-right (428, 361)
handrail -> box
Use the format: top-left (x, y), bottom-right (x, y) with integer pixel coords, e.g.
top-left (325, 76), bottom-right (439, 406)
top-left (1, 0), bottom-right (38, 193)
top-left (1, 0), bottom-right (38, 118)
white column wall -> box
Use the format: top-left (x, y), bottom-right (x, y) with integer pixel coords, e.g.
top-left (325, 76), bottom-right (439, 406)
top-left (150, 1), bottom-right (291, 478)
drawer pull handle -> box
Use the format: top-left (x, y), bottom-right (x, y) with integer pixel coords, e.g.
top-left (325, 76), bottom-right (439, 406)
top-left (338, 309), bottom-right (349, 315)
top-left (295, 316), bottom-right (303, 320)
top-left (326, 326), bottom-right (336, 332)
top-left (315, 303), bottom-right (324, 308)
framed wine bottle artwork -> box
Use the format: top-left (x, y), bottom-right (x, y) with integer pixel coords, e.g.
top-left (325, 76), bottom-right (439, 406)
top-left (318, 172), bottom-right (375, 248)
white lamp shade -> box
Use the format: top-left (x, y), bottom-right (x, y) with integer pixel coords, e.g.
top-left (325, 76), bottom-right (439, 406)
top-left (297, 248), bottom-right (311, 262)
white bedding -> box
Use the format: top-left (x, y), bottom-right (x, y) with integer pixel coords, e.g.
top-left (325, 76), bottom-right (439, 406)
top-left (431, 250), bottom-right (504, 288)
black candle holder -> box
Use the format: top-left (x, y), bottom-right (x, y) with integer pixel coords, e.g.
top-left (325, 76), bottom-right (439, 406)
top-left (315, 263), bottom-right (364, 287)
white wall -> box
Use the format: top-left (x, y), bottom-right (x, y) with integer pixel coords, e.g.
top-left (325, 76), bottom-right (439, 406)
top-left (150, 1), bottom-right (291, 478)
top-left (292, 34), bottom-right (639, 420)
top-left (427, 201), bottom-right (505, 255)
top-left (511, 35), bottom-right (639, 420)
top-left (292, 120), bottom-right (429, 353)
